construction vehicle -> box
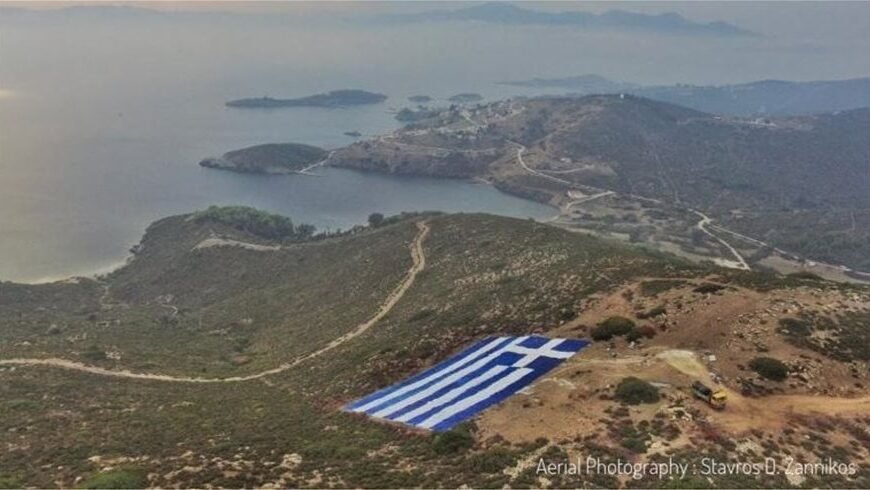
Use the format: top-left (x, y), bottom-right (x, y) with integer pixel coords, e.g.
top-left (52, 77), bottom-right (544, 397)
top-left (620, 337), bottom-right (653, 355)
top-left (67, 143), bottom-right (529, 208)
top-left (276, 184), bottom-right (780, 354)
top-left (692, 381), bottom-right (727, 409)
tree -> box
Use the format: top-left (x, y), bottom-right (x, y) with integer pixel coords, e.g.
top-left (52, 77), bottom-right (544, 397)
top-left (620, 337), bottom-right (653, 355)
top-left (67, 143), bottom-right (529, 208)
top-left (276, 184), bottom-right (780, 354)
top-left (368, 213), bottom-right (385, 228)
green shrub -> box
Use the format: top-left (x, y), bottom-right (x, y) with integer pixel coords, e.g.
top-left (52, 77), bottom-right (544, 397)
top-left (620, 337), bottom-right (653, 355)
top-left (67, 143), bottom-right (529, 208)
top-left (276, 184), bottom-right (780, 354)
top-left (620, 437), bottom-right (648, 454)
top-left (432, 426), bottom-right (475, 455)
top-left (4, 399), bottom-right (39, 411)
top-left (614, 377), bottom-right (660, 405)
top-left (749, 357), bottom-right (789, 381)
top-left (466, 448), bottom-right (517, 473)
top-left (787, 271), bottom-right (824, 281)
top-left (81, 346), bottom-right (108, 362)
top-left (639, 279), bottom-right (685, 297)
top-left (591, 316), bottom-right (636, 341)
top-left (693, 283), bottom-right (726, 294)
top-left (0, 476), bottom-right (22, 489)
top-left (368, 213), bottom-right (385, 227)
top-left (778, 317), bottom-right (811, 337)
top-left (626, 325), bottom-right (658, 342)
top-left (79, 469), bottom-right (147, 489)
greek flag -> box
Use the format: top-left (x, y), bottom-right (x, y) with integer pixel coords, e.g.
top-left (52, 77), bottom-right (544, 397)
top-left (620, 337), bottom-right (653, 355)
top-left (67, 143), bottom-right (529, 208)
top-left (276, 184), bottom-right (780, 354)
top-left (345, 336), bottom-right (588, 431)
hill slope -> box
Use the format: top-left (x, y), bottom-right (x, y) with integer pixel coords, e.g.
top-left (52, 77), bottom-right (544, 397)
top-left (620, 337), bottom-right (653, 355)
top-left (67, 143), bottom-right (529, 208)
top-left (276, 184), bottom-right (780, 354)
top-left (329, 95), bottom-right (870, 271)
top-left (1, 208), bottom-right (868, 488)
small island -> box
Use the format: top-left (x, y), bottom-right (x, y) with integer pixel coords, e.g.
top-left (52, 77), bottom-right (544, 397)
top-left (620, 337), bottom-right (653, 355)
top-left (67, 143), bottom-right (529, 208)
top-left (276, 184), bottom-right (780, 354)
top-left (408, 95), bottom-right (432, 103)
top-left (448, 93), bottom-right (483, 103)
top-left (199, 143), bottom-right (328, 174)
top-left (226, 89), bottom-right (387, 109)
top-left (344, 131), bottom-right (362, 137)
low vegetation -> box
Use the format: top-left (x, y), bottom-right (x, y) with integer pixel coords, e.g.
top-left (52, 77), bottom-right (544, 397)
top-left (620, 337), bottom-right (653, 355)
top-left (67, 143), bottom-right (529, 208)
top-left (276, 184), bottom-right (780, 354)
top-left (193, 206), bottom-right (316, 241)
top-left (432, 424), bottom-right (475, 455)
top-left (2, 209), bottom-right (868, 487)
top-left (615, 377), bottom-right (660, 405)
top-left (79, 469), bottom-right (147, 489)
top-left (749, 356), bottom-right (789, 381)
top-left (591, 316), bottom-right (636, 341)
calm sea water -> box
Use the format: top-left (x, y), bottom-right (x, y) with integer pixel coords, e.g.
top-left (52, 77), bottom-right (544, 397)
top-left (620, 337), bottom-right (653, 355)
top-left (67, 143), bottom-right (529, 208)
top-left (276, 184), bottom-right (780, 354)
top-left (5, 5), bottom-right (864, 282)
top-left (0, 13), bottom-right (556, 283)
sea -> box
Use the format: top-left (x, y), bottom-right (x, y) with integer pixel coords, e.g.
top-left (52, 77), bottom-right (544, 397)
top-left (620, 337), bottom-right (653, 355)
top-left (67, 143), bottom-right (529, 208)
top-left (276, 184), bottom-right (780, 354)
top-left (0, 11), bottom-right (560, 283)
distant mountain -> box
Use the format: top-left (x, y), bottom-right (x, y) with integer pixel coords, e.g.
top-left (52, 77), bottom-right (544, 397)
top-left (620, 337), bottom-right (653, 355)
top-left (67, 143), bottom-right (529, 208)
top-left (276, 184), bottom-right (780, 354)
top-left (499, 74), bottom-right (638, 93)
top-left (636, 77), bottom-right (870, 116)
top-left (382, 2), bottom-right (759, 37)
top-left (502, 75), bottom-right (870, 116)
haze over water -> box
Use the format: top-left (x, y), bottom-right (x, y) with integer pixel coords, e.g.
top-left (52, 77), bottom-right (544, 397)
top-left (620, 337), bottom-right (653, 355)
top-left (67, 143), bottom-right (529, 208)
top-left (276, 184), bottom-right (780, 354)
top-left (2, 2), bottom-right (870, 282)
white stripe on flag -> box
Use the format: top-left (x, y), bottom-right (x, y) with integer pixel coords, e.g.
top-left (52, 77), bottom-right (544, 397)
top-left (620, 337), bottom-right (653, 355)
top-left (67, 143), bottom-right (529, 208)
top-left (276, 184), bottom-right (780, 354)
top-left (369, 337), bottom-right (530, 418)
top-left (353, 336), bottom-right (527, 414)
top-left (393, 364), bottom-right (511, 423)
top-left (418, 367), bottom-right (534, 429)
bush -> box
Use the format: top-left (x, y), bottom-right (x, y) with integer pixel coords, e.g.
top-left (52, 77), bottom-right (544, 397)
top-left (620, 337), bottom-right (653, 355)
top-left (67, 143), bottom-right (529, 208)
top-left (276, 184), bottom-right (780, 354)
top-left (432, 426), bottom-right (474, 454)
top-left (750, 357), bottom-right (789, 381)
top-left (0, 476), bottom-right (22, 489)
top-left (368, 213), bottom-right (385, 227)
top-left (626, 325), bottom-right (658, 342)
top-left (614, 377), bottom-right (660, 405)
top-left (778, 317), bottom-right (811, 337)
top-left (693, 283), bottom-right (726, 294)
top-left (79, 469), bottom-right (147, 489)
top-left (466, 448), bottom-right (516, 473)
top-left (591, 316), bottom-right (636, 341)
top-left (787, 271), bottom-right (824, 281)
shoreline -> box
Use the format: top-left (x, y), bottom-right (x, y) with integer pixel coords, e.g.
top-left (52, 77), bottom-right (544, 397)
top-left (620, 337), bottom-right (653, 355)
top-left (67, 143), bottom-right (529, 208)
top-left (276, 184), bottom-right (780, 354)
top-left (13, 257), bottom-right (131, 286)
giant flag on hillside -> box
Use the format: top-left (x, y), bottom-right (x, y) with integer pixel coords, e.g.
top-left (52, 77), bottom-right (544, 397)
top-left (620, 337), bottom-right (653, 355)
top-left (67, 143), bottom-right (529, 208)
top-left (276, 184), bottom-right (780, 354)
top-left (345, 335), bottom-right (588, 431)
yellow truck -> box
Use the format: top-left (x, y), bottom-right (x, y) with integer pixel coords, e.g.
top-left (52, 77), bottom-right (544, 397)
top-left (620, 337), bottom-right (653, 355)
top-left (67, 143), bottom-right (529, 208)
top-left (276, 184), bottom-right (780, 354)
top-left (692, 381), bottom-right (727, 409)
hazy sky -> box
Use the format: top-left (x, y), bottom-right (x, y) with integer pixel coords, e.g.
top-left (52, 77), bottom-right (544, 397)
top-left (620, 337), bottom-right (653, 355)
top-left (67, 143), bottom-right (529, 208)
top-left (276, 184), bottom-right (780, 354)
top-left (3, 1), bottom-right (869, 85)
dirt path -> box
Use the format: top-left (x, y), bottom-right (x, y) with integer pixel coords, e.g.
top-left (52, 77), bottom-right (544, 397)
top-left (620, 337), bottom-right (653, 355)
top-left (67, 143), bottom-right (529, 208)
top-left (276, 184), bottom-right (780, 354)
top-left (691, 209), bottom-right (750, 270)
top-left (658, 349), bottom-right (870, 431)
top-left (0, 221), bottom-right (431, 383)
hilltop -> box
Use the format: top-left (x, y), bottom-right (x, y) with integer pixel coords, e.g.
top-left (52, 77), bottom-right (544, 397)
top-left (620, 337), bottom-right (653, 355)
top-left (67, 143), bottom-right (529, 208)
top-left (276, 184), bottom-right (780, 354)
top-left (502, 75), bottom-right (870, 116)
top-left (328, 95), bottom-right (870, 274)
top-left (1, 207), bottom-right (868, 488)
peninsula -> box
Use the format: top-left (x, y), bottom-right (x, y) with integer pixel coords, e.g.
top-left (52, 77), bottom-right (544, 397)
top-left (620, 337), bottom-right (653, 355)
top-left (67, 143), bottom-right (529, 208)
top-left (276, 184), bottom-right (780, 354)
top-left (226, 89), bottom-right (387, 109)
top-left (199, 143), bottom-right (327, 174)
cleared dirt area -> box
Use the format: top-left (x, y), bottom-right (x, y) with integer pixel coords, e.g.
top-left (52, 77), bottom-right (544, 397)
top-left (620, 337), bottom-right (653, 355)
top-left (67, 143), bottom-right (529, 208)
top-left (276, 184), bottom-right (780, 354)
top-left (478, 277), bottom-right (870, 461)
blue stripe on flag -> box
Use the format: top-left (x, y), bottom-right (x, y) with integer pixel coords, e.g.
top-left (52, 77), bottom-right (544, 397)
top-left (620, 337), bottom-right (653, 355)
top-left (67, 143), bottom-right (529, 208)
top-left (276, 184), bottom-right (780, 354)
top-left (345, 336), bottom-right (509, 411)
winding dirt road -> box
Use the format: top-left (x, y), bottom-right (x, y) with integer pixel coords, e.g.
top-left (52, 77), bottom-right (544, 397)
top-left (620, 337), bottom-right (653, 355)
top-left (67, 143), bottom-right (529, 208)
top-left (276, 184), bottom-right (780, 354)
top-left (691, 209), bottom-right (751, 270)
top-left (657, 349), bottom-right (870, 432)
top-left (0, 220), bottom-right (431, 383)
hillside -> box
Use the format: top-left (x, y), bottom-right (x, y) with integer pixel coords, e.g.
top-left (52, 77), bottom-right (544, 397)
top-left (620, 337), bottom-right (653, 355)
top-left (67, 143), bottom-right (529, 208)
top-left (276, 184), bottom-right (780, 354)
top-left (1, 208), bottom-right (869, 488)
top-left (502, 75), bottom-right (870, 116)
top-left (328, 95), bottom-right (870, 272)
top-left (199, 143), bottom-right (327, 174)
